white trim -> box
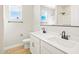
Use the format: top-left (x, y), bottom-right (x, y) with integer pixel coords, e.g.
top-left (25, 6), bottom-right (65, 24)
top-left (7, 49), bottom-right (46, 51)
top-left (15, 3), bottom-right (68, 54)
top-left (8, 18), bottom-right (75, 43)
top-left (3, 43), bottom-right (23, 51)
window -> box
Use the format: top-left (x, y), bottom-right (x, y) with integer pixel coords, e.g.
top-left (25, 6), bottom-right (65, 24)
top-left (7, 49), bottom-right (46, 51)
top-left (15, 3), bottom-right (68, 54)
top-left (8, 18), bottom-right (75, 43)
top-left (8, 5), bottom-right (22, 22)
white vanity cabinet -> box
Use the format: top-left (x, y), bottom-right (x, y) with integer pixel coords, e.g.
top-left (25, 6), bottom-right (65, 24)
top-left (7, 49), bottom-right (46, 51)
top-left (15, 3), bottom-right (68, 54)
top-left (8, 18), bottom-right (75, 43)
top-left (41, 42), bottom-right (51, 54)
top-left (41, 40), bottom-right (65, 54)
top-left (30, 34), bottom-right (65, 54)
top-left (30, 35), bottom-right (41, 54)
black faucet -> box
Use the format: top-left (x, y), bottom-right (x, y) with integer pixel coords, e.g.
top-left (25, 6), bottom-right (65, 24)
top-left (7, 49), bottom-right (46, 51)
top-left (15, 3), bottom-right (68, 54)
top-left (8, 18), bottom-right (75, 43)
top-left (61, 31), bottom-right (69, 40)
top-left (61, 31), bottom-right (65, 39)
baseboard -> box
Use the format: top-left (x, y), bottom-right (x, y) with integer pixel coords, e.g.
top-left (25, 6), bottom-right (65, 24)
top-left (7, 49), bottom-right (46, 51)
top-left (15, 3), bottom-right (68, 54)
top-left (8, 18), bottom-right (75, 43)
top-left (4, 43), bottom-right (23, 51)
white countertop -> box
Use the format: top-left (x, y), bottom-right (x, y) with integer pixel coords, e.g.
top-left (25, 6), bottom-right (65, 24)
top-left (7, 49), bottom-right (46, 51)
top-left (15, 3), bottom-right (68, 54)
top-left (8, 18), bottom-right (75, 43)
top-left (30, 31), bottom-right (79, 54)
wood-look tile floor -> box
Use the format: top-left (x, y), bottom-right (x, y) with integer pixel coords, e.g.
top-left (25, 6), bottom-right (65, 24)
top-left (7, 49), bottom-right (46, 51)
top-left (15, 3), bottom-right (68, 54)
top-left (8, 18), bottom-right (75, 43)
top-left (5, 46), bottom-right (31, 54)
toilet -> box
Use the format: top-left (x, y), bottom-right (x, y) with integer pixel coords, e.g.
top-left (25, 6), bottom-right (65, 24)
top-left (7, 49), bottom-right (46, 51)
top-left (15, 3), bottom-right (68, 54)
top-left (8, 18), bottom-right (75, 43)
top-left (22, 38), bottom-right (30, 49)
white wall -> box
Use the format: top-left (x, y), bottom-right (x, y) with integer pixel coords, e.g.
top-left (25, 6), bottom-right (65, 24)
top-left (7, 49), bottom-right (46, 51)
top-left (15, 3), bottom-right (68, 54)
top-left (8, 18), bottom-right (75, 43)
top-left (33, 5), bottom-right (41, 31)
top-left (4, 5), bottom-right (33, 49)
top-left (0, 5), bottom-right (3, 53)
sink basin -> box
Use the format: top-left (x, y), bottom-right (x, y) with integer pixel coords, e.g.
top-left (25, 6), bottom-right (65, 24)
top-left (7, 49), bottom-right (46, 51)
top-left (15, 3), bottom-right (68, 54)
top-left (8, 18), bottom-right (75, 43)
top-left (48, 37), bottom-right (77, 48)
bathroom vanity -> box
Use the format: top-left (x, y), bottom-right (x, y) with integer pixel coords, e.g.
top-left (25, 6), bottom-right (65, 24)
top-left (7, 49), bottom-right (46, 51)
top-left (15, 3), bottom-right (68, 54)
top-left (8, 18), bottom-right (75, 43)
top-left (40, 40), bottom-right (65, 54)
top-left (30, 34), bottom-right (64, 54)
top-left (30, 32), bottom-right (65, 54)
top-left (30, 31), bottom-right (79, 54)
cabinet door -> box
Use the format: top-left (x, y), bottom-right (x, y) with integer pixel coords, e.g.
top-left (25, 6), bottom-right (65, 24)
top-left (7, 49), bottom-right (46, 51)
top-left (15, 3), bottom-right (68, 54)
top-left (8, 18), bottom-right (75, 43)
top-left (30, 35), bottom-right (40, 54)
top-left (41, 41), bottom-right (64, 54)
top-left (41, 45), bottom-right (51, 54)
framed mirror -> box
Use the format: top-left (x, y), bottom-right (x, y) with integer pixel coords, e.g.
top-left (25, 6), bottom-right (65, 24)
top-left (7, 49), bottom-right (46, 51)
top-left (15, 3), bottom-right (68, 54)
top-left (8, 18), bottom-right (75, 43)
top-left (40, 5), bottom-right (79, 27)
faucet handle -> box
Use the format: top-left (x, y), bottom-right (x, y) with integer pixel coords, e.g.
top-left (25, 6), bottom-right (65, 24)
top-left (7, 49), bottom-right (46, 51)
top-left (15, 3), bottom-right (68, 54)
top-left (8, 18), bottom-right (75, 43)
top-left (65, 35), bottom-right (70, 40)
top-left (67, 35), bottom-right (70, 37)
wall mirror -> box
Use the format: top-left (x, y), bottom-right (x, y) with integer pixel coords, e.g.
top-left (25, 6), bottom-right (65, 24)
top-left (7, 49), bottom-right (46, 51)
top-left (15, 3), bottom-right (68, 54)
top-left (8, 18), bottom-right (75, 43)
top-left (40, 5), bottom-right (79, 27)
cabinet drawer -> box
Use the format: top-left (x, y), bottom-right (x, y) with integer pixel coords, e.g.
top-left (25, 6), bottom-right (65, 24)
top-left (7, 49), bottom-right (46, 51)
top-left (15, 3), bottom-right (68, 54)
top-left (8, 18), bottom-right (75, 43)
top-left (41, 41), bottom-right (64, 54)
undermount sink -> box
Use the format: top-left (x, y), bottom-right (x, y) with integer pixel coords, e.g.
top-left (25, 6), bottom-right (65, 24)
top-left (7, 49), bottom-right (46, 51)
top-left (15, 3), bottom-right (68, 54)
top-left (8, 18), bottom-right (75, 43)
top-left (48, 37), bottom-right (77, 48)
